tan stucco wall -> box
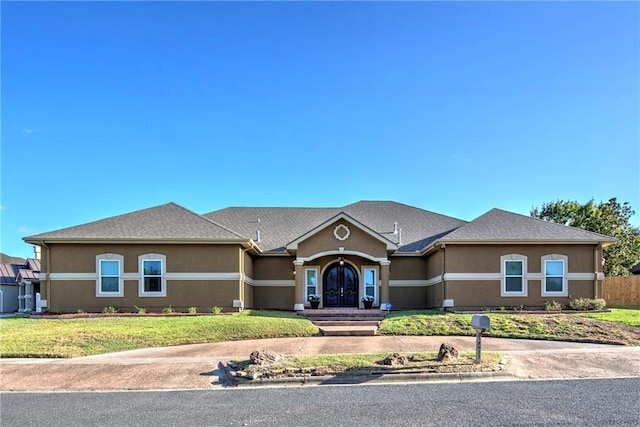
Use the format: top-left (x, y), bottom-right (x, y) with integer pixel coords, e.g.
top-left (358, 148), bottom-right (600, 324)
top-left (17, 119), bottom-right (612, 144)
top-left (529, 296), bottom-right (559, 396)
top-left (297, 220), bottom-right (387, 259)
top-left (389, 287), bottom-right (427, 309)
top-left (389, 257), bottom-right (429, 280)
top-left (244, 282), bottom-right (254, 309)
top-left (445, 279), bottom-right (594, 309)
top-left (244, 252), bottom-right (254, 279)
top-left (426, 250), bottom-right (443, 277)
top-left (44, 243), bottom-right (243, 312)
top-left (48, 243), bottom-right (241, 273)
top-left (426, 283), bottom-right (444, 308)
top-left (252, 286), bottom-right (294, 310)
top-left (445, 244), bottom-right (597, 273)
top-left (253, 257), bottom-right (295, 280)
top-left (48, 279), bottom-right (239, 313)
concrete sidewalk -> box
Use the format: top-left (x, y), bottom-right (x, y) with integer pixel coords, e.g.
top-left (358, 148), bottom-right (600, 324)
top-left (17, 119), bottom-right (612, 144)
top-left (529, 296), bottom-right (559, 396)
top-left (2, 336), bottom-right (639, 391)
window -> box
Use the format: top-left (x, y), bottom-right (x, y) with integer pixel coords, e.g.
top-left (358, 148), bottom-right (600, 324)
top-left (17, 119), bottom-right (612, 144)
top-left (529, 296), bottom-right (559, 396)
top-left (305, 268), bottom-right (318, 302)
top-left (501, 254), bottom-right (527, 297)
top-left (139, 254), bottom-right (166, 297)
top-left (96, 253), bottom-right (124, 297)
top-left (100, 260), bottom-right (120, 293)
top-left (363, 267), bottom-right (377, 303)
top-left (543, 258), bottom-right (567, 296)
top-left (505, 261), bottom-right (523, 292)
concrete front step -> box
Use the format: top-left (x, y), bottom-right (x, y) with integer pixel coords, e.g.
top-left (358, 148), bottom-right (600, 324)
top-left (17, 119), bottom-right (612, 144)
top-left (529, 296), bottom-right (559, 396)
top-left (319, 326), bottom-right (378, 336)
top-left (313, 320), bottom-right (381, 327)
top-left (304, 316), bottom-right (384, 322)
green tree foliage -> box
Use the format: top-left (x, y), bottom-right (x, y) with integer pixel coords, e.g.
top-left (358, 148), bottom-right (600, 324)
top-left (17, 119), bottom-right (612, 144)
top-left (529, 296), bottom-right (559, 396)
top-left (531, 198), bottom-right (640, 276)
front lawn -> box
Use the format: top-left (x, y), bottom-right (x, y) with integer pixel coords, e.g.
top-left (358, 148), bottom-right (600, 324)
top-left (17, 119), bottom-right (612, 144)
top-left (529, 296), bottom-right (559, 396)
top-left (0, 310), bottom-right (319, 358)
top-left (378, 308), bottom-right (640, 346)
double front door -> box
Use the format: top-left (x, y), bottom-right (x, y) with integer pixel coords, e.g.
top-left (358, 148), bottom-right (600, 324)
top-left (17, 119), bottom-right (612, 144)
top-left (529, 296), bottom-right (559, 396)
top-left (323, 262), bottom-right (358, 307)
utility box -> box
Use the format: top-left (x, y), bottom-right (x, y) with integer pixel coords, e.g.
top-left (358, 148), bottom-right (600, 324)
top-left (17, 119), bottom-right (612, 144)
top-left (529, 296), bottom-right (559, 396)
top-left (471, 314), bottom-right (490, 330)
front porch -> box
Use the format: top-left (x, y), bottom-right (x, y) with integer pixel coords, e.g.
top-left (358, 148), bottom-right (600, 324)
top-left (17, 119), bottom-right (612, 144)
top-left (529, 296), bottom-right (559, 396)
top-left (298, 307), bottom-right (387, 336)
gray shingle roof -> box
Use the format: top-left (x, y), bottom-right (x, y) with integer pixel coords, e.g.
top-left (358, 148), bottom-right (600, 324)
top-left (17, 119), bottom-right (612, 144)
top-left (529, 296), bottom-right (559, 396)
top-left (438, 208), bottom-right (618, 244)
top-left (203, 201), bottom-right (468, 253)
top-left (24, 203), bottom-right (244, 242)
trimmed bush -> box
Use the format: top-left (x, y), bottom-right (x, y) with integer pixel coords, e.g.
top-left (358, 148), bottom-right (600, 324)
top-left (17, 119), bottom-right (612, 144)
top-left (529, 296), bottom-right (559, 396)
top-left (544, 300), bottom-right (564, 311)
top-left (569, 298), bottom-right (606, 311)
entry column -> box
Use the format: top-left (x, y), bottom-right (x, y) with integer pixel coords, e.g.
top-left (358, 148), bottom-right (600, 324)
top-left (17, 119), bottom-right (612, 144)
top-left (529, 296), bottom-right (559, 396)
top-left (380, 260), bottom-right (390, 309)
top-left (293, 260), bottom-right (305, 311)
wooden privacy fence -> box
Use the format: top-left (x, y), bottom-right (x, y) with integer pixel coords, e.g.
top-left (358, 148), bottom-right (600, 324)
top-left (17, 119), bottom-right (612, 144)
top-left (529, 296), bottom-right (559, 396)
top-left (603, 276), bottom-right (640, 306)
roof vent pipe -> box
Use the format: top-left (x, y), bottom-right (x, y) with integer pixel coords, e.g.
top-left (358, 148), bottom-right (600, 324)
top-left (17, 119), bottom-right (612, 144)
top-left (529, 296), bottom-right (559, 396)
top-left (393, 222), bottom-right (398, 235)
top-left (398, 228), bottom-right (402, 245)
top-left (256, 230), bottom-right (261, 242)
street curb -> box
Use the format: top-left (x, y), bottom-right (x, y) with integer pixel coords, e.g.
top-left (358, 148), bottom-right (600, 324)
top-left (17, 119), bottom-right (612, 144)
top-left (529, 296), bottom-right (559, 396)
top-left (218, 362), bottom-right (514, 387)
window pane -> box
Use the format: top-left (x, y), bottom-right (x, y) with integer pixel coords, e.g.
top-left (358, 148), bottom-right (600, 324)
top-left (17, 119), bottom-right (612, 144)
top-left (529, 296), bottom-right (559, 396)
top-left (546, 261), bottom-right (563, 276)
top-left (505, 261), bottom-right (522, 276)
top-left (143, 260), bottom-right (162, 275)
top-left (365, 270), bottom-right (375, 286)
top-left (101, 277), bottom-right (119, 292)
top-left (306, 270), bottom-right (316, 286)
top-left (144, 277), bottom-right (162, 292)
top-left (546, 277), bottom-right (563, 292)
top-left (101, 260), bottom-right (119, 276)
top-left (505, 277), bottom-right (523, 292)
top-left (306, 286), bottom-right (316, 296)
top-left (366, 288), bottom-right (374, 297)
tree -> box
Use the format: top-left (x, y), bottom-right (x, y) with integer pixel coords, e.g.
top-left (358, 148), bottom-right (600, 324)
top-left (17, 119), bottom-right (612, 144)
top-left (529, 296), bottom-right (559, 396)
top-left (531, 198), bottom-right (640, 276)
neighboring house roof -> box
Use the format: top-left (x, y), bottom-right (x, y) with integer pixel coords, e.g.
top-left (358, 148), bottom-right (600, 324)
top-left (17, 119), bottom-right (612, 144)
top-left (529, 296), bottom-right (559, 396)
top-left (0, 253), bottom-right (25, 265)
top-left (26, 258), bottom-right (41, 272)
top-left (0, 264), bottom-right (19, 285)
top-left (436, 208), bottom-right (618, 245)
top-left (24, 203), bottom-right (245, 243)
top-left (203, 201), bottom-right (468, 253)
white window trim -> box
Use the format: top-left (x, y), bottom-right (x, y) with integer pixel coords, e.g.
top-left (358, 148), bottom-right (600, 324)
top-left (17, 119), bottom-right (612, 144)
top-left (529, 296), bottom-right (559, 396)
top-left (304, 267), bottom-right (319, 306)
top-left (96, 253), bottom-right (124, 297)
top-left (500, 254), bottom-right (528, 297)
top-left (139, 253), bottom-right (167, 297)
top-left (542, 254), bottom-right (568, 297)
top-left (362, 265), bottom-right (379, 307)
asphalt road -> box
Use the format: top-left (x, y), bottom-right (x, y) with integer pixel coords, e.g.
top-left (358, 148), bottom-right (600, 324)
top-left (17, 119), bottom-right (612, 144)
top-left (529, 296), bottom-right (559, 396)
top-left (2, 378), bottom-right (639, 426)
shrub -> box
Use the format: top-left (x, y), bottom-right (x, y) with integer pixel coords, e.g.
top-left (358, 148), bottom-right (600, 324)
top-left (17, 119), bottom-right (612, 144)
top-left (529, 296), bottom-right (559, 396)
top-left (211, 306), bottom-right (223, 315)
top-left (134, 305), bottom-right (147, 315)
top-left (569, 298), bottom-right (606, 311)
top-left (161, 306), bottom-right (175, 314)
top-left (544, 300), bottom-right (564, 311)
top-left (77, 309), bottom-right (86, 314)
top-left (102, 306), bottom-right (118, 314)
top-left (187, 306), bottom-right (197, 314)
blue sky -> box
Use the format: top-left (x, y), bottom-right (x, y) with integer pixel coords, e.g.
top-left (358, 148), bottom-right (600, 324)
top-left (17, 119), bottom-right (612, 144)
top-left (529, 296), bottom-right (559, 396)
top-left (2, 1), bottom-right (639, 259)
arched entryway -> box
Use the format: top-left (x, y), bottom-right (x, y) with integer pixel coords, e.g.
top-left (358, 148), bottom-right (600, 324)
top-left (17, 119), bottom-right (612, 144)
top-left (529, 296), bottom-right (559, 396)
top-left (323, 262), bottom-right (358, 307)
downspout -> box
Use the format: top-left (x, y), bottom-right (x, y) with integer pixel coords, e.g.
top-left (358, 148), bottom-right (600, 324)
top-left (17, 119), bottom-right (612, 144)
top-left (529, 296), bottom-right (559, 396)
top-left (594, 244), bottom-right (600, 299)
top-left (40, 241), bottom-right (51, 312)
top-left (440, 244), bottom-right (447, 310)
top-left (239, 241), bottom-right (256, 311)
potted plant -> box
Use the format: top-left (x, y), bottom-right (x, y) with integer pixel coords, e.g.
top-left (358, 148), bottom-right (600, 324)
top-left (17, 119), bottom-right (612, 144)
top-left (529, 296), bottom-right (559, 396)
top-left (308, 294), bottom-right (321, 309)
top-left (361, 295), bottom-right (374, 309)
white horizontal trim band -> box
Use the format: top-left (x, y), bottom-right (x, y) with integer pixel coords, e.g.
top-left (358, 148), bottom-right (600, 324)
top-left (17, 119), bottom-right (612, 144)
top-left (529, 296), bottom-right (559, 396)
top-left (249, 280), bottom-right (295, 287)
top-left (444, 272), bottom-right (596, 281)
top-left (47, 272), bottom-right (242, 281)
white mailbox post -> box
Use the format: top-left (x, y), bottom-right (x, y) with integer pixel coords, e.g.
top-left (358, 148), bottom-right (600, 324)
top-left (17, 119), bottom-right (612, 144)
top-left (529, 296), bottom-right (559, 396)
top-left (471, 314), bottom-right (491, 363)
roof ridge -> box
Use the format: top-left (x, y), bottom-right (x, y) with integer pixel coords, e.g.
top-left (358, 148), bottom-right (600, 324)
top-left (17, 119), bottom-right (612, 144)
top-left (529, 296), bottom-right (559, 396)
top-left (174, 204), bottom-right (246, 239)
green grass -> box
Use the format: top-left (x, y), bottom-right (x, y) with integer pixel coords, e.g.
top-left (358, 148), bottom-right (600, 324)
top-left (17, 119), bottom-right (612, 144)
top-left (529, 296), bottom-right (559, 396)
top-left (0, 310), bottom-right (318, 358)
top-left (577, 308), bottom-right (640, 327)
top-left (379, 309), bottom-right (640, 345)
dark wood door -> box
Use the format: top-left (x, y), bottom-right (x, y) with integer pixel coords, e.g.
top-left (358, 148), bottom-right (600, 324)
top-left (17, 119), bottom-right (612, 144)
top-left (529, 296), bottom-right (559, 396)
top-left (323, 263), bottom-right (358, 307)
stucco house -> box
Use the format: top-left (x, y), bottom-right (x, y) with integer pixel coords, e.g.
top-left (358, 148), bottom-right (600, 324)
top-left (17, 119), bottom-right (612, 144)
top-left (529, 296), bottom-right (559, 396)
top-left (23, 201), bottom-right (616, 313)
top-left (0, 258), bottom-right (41, 313)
